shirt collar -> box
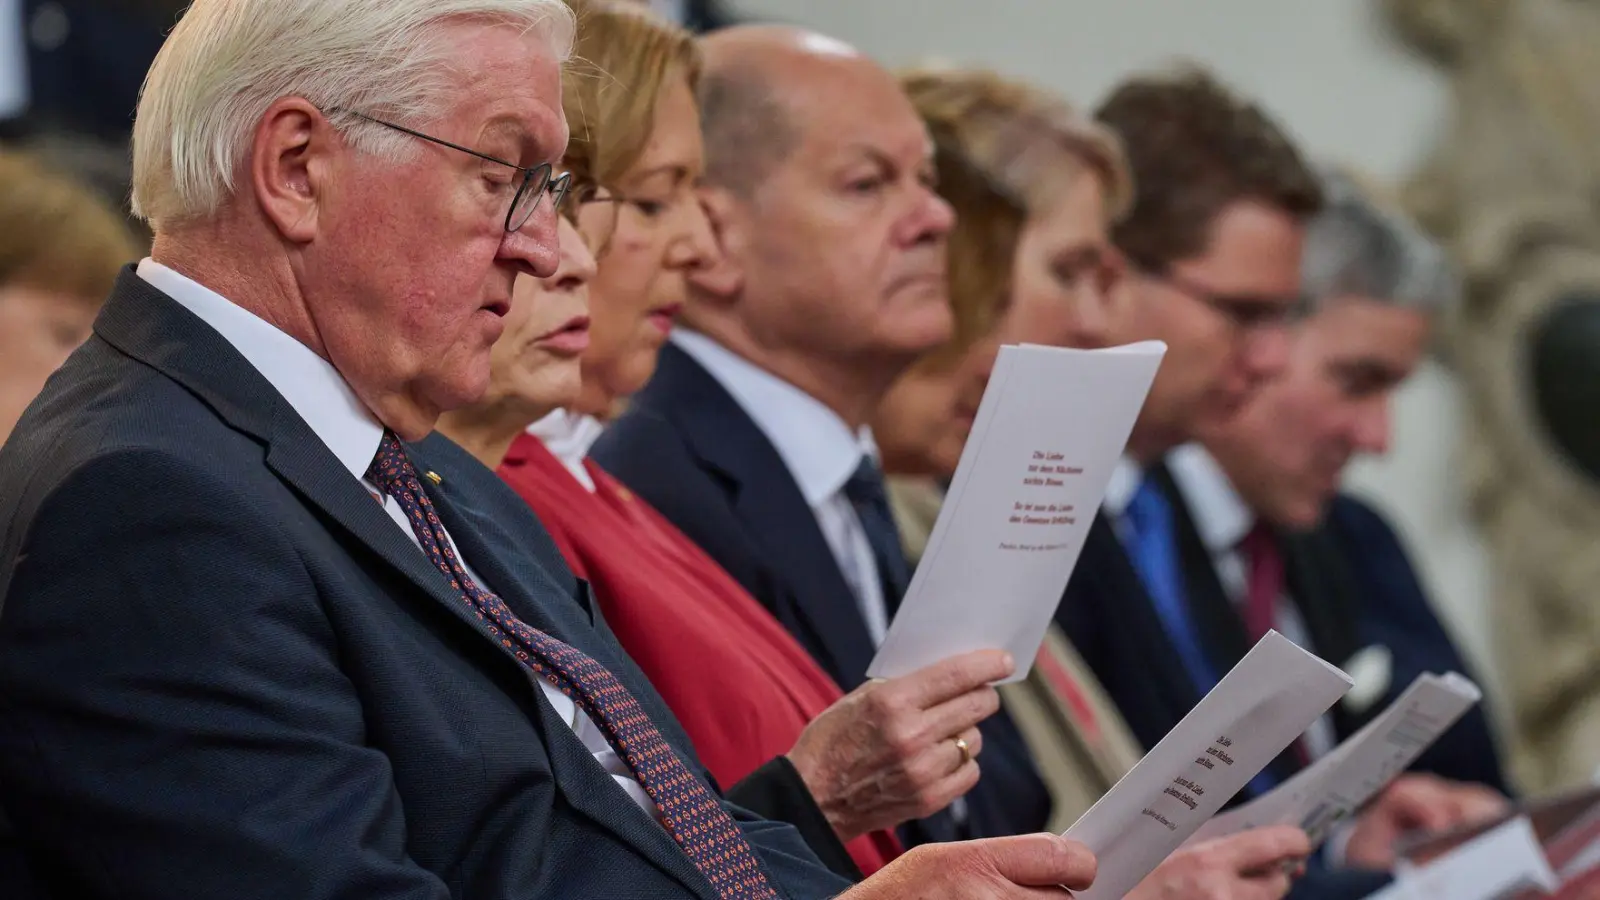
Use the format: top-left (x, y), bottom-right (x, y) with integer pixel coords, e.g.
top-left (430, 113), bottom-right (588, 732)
top-left (1102, 456), bottom-right (1145, 519)
top-left (136, 258), bottom-right (384, 482)
top-left (671, 328), bottom-right (874, 506)
top-left (525, 408), bottom-right (605, 492)
top-left (1165, 442), bottom-right (1255, 553)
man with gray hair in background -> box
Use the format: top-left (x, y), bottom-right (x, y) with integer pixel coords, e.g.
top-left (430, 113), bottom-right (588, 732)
top-left (0, 1), bottom-right (1099, 897)
top-left (1167, 169), bottom-right (1511, 871)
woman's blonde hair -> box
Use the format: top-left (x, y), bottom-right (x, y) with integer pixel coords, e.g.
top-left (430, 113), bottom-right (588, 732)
top-left (563, 0), bottom-right (701, 191)
top-left (0, 148), bottom-right (139, 302)
top-left (900, 67), bottom-right (1133, 366)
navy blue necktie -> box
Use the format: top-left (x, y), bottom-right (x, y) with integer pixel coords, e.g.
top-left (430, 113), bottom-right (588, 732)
top-left (844, 456), bottom-right (912, 614)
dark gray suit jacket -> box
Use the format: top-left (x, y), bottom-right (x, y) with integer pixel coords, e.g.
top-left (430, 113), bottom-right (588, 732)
top-left (0, 270), bottom-right (850, 900)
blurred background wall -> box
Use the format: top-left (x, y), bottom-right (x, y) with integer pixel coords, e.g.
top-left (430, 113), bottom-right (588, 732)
top-left (726, 0), bottom-right (1499, 703)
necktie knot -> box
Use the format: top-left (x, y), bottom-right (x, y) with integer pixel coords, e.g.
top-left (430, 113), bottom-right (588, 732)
top-left (1123, 476), bottom-right (1173, 540)
top-left (844, 455), bottom-right (888, 507)
top-left (366, 430), bottom-right (412, 496)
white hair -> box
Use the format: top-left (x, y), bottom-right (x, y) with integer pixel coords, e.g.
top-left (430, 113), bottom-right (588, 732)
top-left (131, 0), bottom-right (575, 228)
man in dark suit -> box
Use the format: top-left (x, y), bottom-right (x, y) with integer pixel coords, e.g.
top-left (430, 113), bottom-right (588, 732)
top-left (1178, 170), bottom-right (1508, 818)
top-left (0, 2), bottom-right (1098, 898)
top-left (593, 25), bottom-right (1052, 846)
top-left (1054, 70), bottom-right (1500, 899)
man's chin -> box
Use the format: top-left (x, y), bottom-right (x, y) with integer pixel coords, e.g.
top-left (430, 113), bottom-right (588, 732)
top-left (421, 361), bottom-right (496, 421)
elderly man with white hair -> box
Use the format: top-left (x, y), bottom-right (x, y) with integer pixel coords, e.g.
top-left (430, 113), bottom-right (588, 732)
top-left (0, 1), bottom-right (1101, 898)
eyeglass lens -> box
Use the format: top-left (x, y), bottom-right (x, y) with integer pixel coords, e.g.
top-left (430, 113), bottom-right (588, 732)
top-left (507, 166), bottom-right (572, 232)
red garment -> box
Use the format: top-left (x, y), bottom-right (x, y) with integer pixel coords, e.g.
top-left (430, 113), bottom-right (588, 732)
top-left (498, 432), bottom-right (902, 875)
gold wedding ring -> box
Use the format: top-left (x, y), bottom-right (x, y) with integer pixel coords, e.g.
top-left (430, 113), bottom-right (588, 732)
top-left (953, 736), bottom-right (972, 768)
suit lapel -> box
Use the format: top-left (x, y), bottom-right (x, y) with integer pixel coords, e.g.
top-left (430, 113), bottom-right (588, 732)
top-left (1083, 514), bottom-right (1205, 716)
top-left (1281, 526), bottom-right (1363, 737)
top-left (1157, 464), bottom-right (1312, 787)
top-left (261, 434), bottom-right (523, 649)
top-left (727, 476), bottom-right (877, 687)
top-left (531, 691), bottom-right (718, 899)
top-left (416, 455), bottom-right (717, 899)
top-left (1152, 463), bottom-right (1253, 674)
top-left (94, 273), bottom-right (508, 662)
top-left (643, 345), bottom-right (878, 688)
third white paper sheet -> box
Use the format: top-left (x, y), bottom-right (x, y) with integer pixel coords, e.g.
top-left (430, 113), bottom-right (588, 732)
top-left (866, 341), bottom-right (1164, 684)
top-left (1370, 816), bottom-right (1559, 900)
top-left (1188, 671), bottom-right (1483, 848)
top-left (1061, 632), bottom-right (1353, 900)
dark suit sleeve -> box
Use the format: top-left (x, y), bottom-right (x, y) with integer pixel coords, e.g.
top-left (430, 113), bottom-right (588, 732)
top-left (576, 574), bottom-right (856, 900)
top-left (1327, 496), bottom-right (1511, 795)
top-left (0, 450), bottom-right (452, 900)
top-left (724, 757), bottom-right (863, 883)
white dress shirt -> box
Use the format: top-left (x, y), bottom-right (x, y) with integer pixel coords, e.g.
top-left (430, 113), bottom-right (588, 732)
top-left (136, 258), bottom-right (656, 816)
top-left (1101, 456), bottom-right (1144, 539)
top-left (1165, 443), bottom-right (1338, 759)
top-left (672, 328), bottom-right (893, 644)
top-left (527, 409), bottom-right (606, 493)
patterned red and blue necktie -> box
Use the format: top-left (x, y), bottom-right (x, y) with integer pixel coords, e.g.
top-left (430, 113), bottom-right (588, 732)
top-left (366, 431), bottom-right (779, 899)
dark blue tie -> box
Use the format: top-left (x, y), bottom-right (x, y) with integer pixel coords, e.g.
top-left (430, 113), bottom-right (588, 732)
top-left (844, 456), bottom-right (912, 613)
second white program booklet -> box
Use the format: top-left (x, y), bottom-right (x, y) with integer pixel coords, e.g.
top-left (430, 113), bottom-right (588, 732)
top-left (1061, 632), bottom-right (1353, 900)
top-left (867, 341), bottom-right (1165, 684)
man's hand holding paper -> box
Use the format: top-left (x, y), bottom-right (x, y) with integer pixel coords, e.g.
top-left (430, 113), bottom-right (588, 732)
top-left (787, 649), bottom-right (1013, 841)
top-left (837, 833), bottom-right (1098, 899)
top-left (1343, 774), bottom-right (1511, 869)
top-left (1127, 826), bottom-right (1311, 900)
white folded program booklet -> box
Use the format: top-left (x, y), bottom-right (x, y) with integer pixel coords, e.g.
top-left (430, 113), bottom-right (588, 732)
top-left (1060, 631), bottom-right (1353, 900)
top-left (1368, 816), bottom-right (1559, 900)
top-left (1188, 671), bottom-right (1483, 850)
top-left (867, 341), bottom-right (1164, 684)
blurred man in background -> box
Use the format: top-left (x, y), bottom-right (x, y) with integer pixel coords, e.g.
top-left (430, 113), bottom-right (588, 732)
top-left (1053, 67), bottom-right (1486, 899)
top-left (1168, 170), bottom-right (1510, 863)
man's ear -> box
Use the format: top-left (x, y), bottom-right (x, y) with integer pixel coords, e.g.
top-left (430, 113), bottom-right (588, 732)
top-left (686, 184), bottom-right (747, 302)
top-left (250, 97), bottom-right (336, 245)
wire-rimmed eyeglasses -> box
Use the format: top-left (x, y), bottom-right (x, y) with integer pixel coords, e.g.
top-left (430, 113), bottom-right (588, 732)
top-left (334, 109), bottom-right (571, 232)
top-left (1127, 253), bottom-right (1307, 332)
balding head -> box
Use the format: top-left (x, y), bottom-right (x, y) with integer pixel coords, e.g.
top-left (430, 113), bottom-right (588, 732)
top-left (697, 25), bottom-right (891, 195)
top-left (683, 25), bottom-right (953, 428)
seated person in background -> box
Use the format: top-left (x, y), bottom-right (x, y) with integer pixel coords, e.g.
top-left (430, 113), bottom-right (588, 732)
top-left (879, 64), bottom-right (1144, 829)
top-left (592, 23), bottom-right (1053, 845)
top-left (1057, 67), bottom-right (1499, 897)
top-left (0, 0), bottom-right (1099, 896)
top-left (873, 64), bottom-right (1313, 900)
top-left (1172, 169), bottom-right (1509, 863)
top-left (0, 147), bottom-right (139, 446)
top-left (434, 1), bottom-right (1006, 878)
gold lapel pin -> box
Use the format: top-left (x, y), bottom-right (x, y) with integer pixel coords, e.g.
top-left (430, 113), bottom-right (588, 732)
top-left (425, 471), bottom-right (443, 485)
